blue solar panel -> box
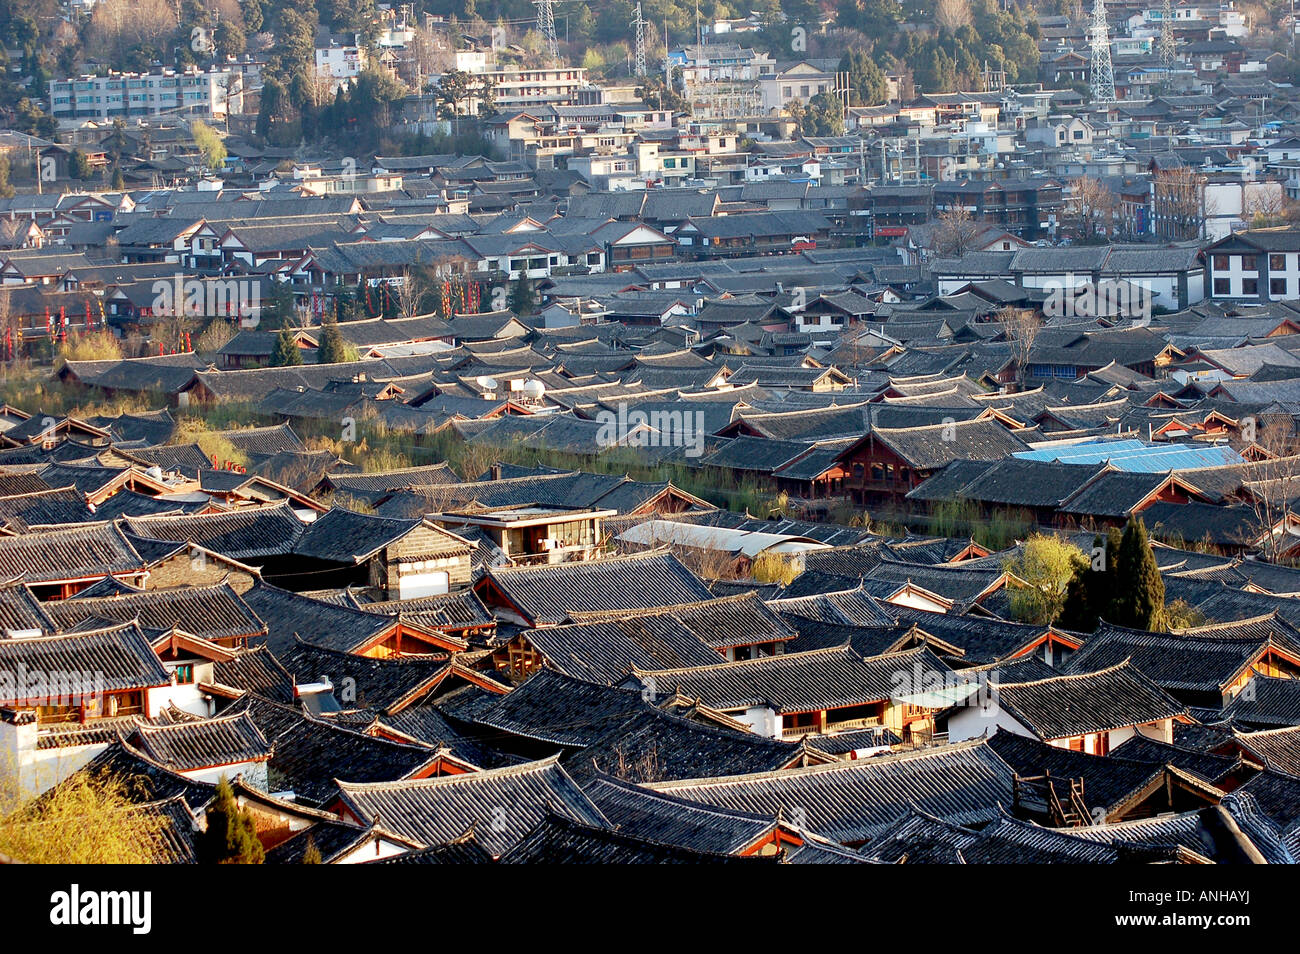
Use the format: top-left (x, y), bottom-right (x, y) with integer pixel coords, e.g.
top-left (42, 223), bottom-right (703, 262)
top-left (1013, 439), bottom-right (1242, 472)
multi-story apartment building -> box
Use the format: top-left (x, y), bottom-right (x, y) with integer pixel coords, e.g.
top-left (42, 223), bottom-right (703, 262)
top-left (1205, 229), bottom-right (1300, 301)
top-left (440, 66), bottom-right (588, 114)
top-left (669, 44), bottom-right (776, 84)
top-left (933, 177), bottom-right (1064, 240)
top-left (49, 69), bottom-right (241, 121)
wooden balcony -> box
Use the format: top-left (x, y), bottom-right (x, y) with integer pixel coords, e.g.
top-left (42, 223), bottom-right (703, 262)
top-left (782, 716), bottom-right (882, 739)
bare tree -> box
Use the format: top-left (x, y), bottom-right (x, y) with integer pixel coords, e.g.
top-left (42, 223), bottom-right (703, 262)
top-left (611, 742), bottom-right (664, 783)
top-left (1245, 414), bottom-right (1300, 563)
top-left (998, 305), bottom-right (1042, 391)
top-left (1068, 175), bottom-right (1117, 244)
top-left (933, 205), bottom-right (982, 258)
top-left (1153, 167), bottom-right (1214, 241)
top-left (393, 268), bottom-right (423, 320)
top-left (1244, 184), bottom-right (1286, 227)
top-left (837, 323), bottom-right (866, 369)
top-left (935, 0), bottom-right (973, 31)
top-left (304, 75), bottom-right (339, 111)
top-left (400, 26), bottom-right (454, 92)
top-left (86, 0), bottom-right (176, 62)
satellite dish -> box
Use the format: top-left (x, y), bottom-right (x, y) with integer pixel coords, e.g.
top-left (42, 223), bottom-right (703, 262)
top-left (522, 379), bottom-right (546, 401)
top-left (477, 376), bottom-right (498, 391)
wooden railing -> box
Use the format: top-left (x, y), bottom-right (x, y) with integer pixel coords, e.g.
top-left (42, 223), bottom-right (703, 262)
top-left (782, 716), bottom-right (883, 739)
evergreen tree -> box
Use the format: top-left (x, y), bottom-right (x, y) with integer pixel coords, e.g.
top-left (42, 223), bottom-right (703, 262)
top-left (803, 91), bottom-right (846, 136)
top-left (508, 275), bottom-right (536, 316)
top-left (837, 0), bottom-right (901, 34)
top-left (840, 49), bottom-right (889, 107)
top-left (302, 836), bottom-right (322, 864)
top-left (1058, 529), bottom-right (1122, 632)
top-left (333, 286), bottom-right (357, 323)
top-left (270, 325), bottom-right (303, 367)
top-left (1112, 515), bottom-right (1164, 630)
top-left (317, 318), bottom-right (348, 365)
top-left (266, 281), bottom-right (296, 325)
top-left (198, 777), bottom-right (264, 864)
top-left (68, 149), bottom-right (92, 181)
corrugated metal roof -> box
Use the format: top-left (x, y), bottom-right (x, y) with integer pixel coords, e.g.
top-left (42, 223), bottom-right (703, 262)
top-left (1014, 438), bottom-right (1243, 472)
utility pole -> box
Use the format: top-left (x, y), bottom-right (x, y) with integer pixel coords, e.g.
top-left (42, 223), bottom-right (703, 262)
top-left (664, 22), bottom-right (672, 91)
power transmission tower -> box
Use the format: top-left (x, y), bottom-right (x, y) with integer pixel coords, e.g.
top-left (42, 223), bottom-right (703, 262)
top-left (1089, 0), bottom-right (1115, 104)
top-left (633, 3), bottom-right (648, 78)
top-left (534, 0), bottom-right (558, 62)
top-left (1158, 0), bottom-right (1176, 72)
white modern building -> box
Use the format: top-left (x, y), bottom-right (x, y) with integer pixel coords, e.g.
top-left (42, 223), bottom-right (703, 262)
top-left (50, 69), bottom-right (242, 121)
top-left (1205, 228), bottom-right (1300, 301)
top-left (316, 39), bottom-right (368, 91)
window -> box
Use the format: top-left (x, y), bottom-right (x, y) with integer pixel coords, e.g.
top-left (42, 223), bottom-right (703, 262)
top-left (1272, 254), bottom-right (1289, 271)
top-left (1214, 278), bottom-right (1230, 295)
top-left (1273, 278), bottom-right (1288, 296)
top-left (1213, 255), bottom-right (1229, 270)
top-left (173, 664), bottom-right (194, 685)
top-left (1243, 278), bottom-right (1258, 295)
top-left (1242, 255), bottom-right (1258, 271)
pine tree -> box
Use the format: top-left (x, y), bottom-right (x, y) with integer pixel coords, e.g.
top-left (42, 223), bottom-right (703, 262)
top-left (508, 275), bottom-right (536, 316)
top-left (1112, 515), bottom-right (1164, 630)
top-left (1058, 569), bottom-right (1092, 632)
top-left (266, 281), bottom-right (296, 324)
top-left (333, 287), bottom-right (356, 322)
top-left (1058, 529), bottom-right (1122, 632)
top-left (302, 835), bottom-right (322, 864)
top-left (198, 777), bottom-right (264, 864)
top-left (270, 325), bottom-right (302, 367)
top-left (317, 318), bottom-right (348, 364)
top-left (840, 50), bottom-right (889, 107)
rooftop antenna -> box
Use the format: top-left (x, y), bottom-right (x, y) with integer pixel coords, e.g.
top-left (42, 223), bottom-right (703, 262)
top-left (633, 2), bottom-right (648, 78)
top-left (1089, 0), bottom-right (1115, 104)
top-left (534, 0), bottom-right (558, 63)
